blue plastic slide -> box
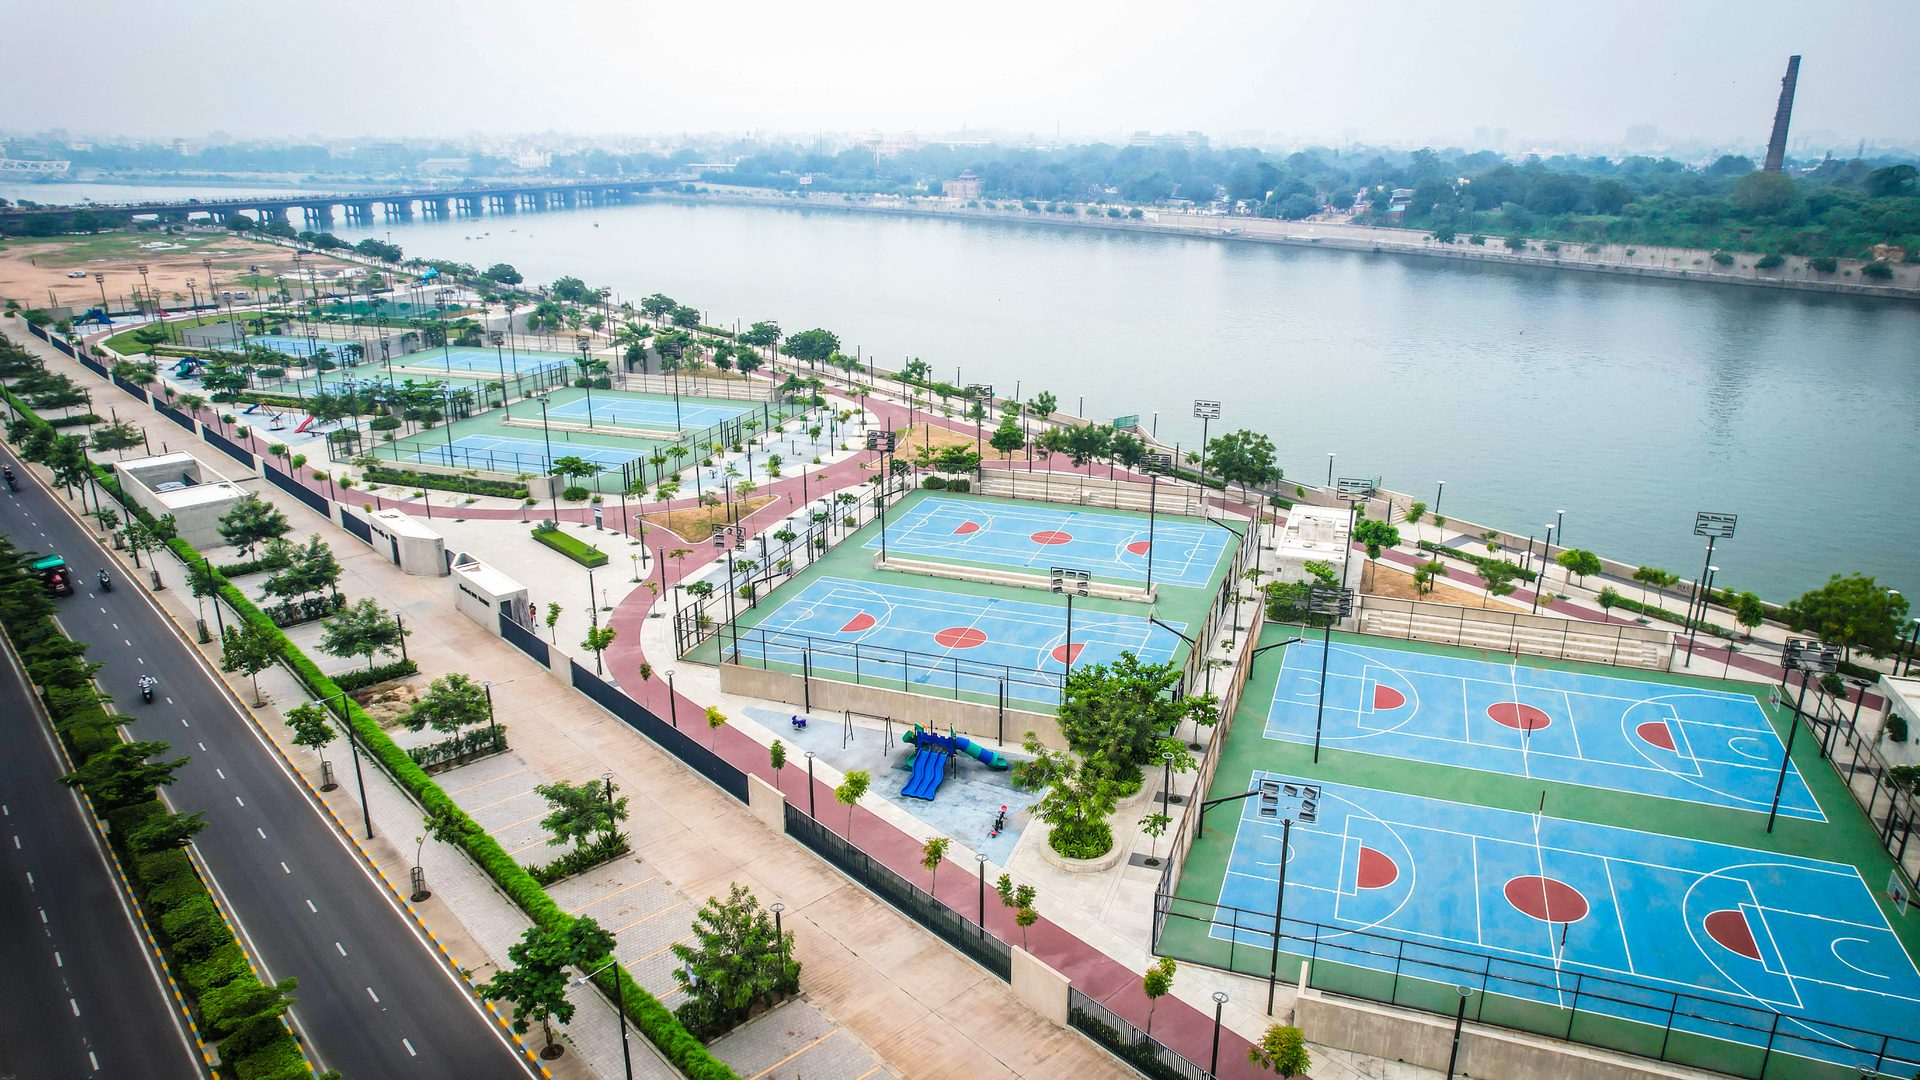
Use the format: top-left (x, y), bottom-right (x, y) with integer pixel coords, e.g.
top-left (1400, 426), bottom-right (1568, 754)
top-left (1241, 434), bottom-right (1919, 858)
top-left (901, 748), bottom-right (950, 800)
top-left (953, 736), bottom-right (1010, 770)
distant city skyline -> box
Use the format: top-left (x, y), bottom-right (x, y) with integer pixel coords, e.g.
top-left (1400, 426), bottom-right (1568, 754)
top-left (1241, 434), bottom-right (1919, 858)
top-left (5, 0), bottom-right (1916, 153)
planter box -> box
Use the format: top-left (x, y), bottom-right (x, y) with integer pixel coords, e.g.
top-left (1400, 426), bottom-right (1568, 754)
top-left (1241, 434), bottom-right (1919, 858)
top-left (533, 527), bottom-right (609, 567)
top-left (1038, 825), bottom-right (1126, 874)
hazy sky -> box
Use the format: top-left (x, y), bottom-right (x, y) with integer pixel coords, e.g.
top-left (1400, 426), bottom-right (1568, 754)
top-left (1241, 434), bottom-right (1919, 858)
top-left (10, 0), bottom-right (1916, 148)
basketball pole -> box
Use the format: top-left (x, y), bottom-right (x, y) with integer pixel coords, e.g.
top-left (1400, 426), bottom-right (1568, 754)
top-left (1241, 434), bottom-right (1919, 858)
top-left (1766, 676), bottom-right (1813, 833)
top-left (1313, 615), bottom-right (1332, 763)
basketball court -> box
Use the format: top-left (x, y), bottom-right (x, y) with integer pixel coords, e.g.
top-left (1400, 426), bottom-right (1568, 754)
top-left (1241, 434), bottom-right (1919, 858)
top-left (394, 430), bottom-right (643, 474)
top-left (730, 575), bottom-right (1185, 707)
top-left (1265, 638), bottom-right (1822, 820)
top-left (1210, 775), bottom-right (1920, 1070)
top-left (867, 493), bottom-right (1232, 588)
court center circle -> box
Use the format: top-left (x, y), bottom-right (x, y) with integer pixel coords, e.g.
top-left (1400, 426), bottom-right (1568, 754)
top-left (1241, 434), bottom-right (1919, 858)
top-left (1030, 530), bottom-right (1074, 545)
top-left (1504, 876), bottom-right (1589, 923)
top-left (1488, 701), bottom-right (1553, 731)
top-left (1357, 847), bottom-right (1400, 889)
top-left (934, 627), bottom-right (989, 649)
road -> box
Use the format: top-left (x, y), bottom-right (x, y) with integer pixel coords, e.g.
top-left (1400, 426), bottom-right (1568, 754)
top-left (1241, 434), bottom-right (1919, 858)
top-left (0, 473), bottom-right (537, 1080)
top-left (0, 640), bottom-right (203, 1080)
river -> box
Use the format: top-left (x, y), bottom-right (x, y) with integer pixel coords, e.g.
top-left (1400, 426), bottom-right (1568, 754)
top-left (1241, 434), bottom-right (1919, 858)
top-left (19, 184), bottom-right (1919, 602)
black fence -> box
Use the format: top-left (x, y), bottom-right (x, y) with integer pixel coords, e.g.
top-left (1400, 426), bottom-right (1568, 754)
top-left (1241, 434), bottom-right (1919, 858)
top-left (201, 427), bottom-right (255, 469)
top-left (499, 608), bottom-right (549, 665)
top-left (721, 625), bottom-right (1063, 710)
top-left (783, 804), bottom-right (1013, 981)
top-left (338, 509), bottom-right (373, 546)
top-left (566, 659), bottom-right (749, 804)
top-left (154, 401), bottom-right (194, 431)
top-left (111, 375), bottom-right (149, 402)
top-left (264, 462), bottom-right (328, 517)
top-left (1066, 988), bottom-right (1214, 1080)
top-left (1154, 892), bottom-right (1920, 1079)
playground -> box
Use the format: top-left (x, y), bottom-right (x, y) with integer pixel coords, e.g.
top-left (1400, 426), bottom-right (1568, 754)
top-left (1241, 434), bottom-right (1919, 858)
top-left (1263, 637), bottom-right (1823, 819)
top-left (866, 491), bottom-right (1233, 589)
top-left (1158, 624), bottom-right (1920, 1076)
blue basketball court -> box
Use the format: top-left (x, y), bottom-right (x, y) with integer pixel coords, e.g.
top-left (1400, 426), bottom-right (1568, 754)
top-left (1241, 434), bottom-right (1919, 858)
top-left (398, 432), bottom-right (641, 473)
top-left (1212, 777), bottom-right (1920, 1070)
top-left (546, 393), bottom-right (749, 432)
top-left (737, 575), bottom-right (1186, 706)
top-left (1265, 640), bottom-right (1821, 820)
top-left (863, 495), bottom-right (1232, 588)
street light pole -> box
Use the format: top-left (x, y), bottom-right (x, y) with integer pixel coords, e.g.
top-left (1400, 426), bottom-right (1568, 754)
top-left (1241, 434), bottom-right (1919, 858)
top-left (1434, 480), bottom-right (1445, 518)
top-left (575, 959), bottom-right (634, 1080)
top-left (1210, 991), bottom-right (1229, 1076)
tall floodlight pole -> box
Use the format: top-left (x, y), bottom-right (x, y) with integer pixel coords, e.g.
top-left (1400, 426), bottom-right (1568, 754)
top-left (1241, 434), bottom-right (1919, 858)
top-left (1051, 567), bottom-right (1092, 679)
top-left (866, 428), bottom-right (896, 560)
top-left (1144, 452), bottom-right (1173, 592)
top-left (1686, 512), bottom-right (1738, 664)
top-left (1768, 639), bottom-right (1838, 833)
top-left (1193, 399), bottom-right (1221, 518)
top-left (1334, 477), bottom-right (1377, 596)
top-left (1307, 583), bottom-right (1356, 764)
top-left (491, 330), bottom-right (510, 416)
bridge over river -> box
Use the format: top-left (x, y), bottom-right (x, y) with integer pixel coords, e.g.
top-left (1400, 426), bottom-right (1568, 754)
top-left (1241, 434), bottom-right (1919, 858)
top-left (0, 178), bottom-right (668, 228)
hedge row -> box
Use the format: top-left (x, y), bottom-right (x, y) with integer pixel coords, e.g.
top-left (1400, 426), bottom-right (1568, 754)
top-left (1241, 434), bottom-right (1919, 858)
top-left (10, 336), bottom-right (740, 1080)
top-left (1417, 539), bottom-right (1540, 583)
top-left (528, 833), bottom-right (632, 886)
top-left (1598, 590), bottom-right (1733, 639)
top-left (363, 465), bottom-right (529, 499)
top-left (532, 524), bottom-right (610, 567)
top-left (46, 412), bottom-right (103, 428)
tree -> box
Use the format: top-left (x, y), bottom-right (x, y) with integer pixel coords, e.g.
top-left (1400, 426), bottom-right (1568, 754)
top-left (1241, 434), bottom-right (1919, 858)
top-left (1142, 956), bottom-right (1177, 1035)
top-left (580, 624), bottom-right (616, 675)
top-left (545, 602), bottom-right (562, 643)
top-left (59, 740), bottom-right (186, 811)
top-left (534, 778), bottom-right (628, 851)
top-left (1734, 591), bottom-right (1766, 638)
top-left (217, 496), bottom-right (291, 560)
top-left (1598, 585), bottom-right (1621, 613)
top-left (921, 836), bottom-right (951, 894)
top-left (482, 262), bottom-right (523, 286)
top-left (1028, 391), bottom-right (1057, 420)
top-left (769, 738), bottom-right (787, 792)
top-left (90, 420), bottom-right (143, 458)
top-left (1205, 429), bottom-right (1282, 500)
top-left (834, 769), bottom-right (871, 841)
top-left (1139, 811), bottom-right (1172, 865)
top-left (783, 328), bottom-right (840, 367)
top-left (319, 598), bottom-right (408, 671)
top-left (1412, 559), bottom-right (1448, 596)
top-left (129, 810), bottom-right (209, 854)
top-left (220, 620), bottom-right (279, 706)
top-left (705, 704), bottom-right (727, 748)
top-left (201, 975), bottom-right (299, 1057)
top-left (479, 919), bottom-right (614, 1058)
top-left (404, 672), bottom-right (491, 736)
top-left (1555, 548), bottom-right (1602, 587)
top-left (1055, 652), bottom-right (1218, 781)
top-left (286, 701), bottom-right (336, 786)
top-left (1783, 574), bottom-right (1910, 660)
top-left (989, 413), bottom-right (1024, 460)
top-left (1014, 734), bottom-right (1120, 859)
top-left (1351, 518), bottom-right (1401, 591)
top-left (670, 883), bottom-right (800, 1038)
top-left (1479, 558), bottom-right (1521, 607)
top-left (1249, 1024), bottom-right (1312, 1077)
top-left (1632, 566), bottom-right (1671, 604)
top-left (994, 874), bottom-right (1039, 950)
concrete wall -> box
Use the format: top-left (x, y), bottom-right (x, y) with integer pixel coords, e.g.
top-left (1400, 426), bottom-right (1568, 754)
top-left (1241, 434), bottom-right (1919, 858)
top-left (718, 662), bottom-right (1063, 750)
top-left (1296, 983), bottom-right (1705, 1080)
top-left (1011, 948), bottom-right (1070, 1028)
top-left (746, 773), bottom-right (786, 832)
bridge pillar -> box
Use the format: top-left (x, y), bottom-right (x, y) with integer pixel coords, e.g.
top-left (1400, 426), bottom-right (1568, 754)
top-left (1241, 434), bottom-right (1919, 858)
top-left (257, 206), bottom-right (288, 226)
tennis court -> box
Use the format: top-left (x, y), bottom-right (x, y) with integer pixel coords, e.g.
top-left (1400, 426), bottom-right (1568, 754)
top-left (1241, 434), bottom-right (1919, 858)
top-left (1210, 776), bottom-right (1920, 1072)
top-left (546, 392), bottom-right (750, 432)
top-left (732, 575), bottom-right (1185, 707)
top-left (1264, 638), bottom-right (1821, 820)
top-left (245, 333), bottom-right (333, 357)
top-left (389, 346), bottom-right (576, 375)
top-left (394, 431), bottom-right (640, 473)
top-left (865, 493), bottom-right (1232, 588)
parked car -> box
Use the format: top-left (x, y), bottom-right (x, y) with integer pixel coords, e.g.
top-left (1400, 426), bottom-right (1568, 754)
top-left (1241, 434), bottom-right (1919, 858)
top-left (66, 270), bottom-right (87, 278)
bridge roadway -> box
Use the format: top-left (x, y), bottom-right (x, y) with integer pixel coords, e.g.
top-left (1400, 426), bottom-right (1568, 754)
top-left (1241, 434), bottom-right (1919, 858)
top-left (0, 467), bottom-right (539, 1080)
top-left (0, 178), bottom-right (667, 226)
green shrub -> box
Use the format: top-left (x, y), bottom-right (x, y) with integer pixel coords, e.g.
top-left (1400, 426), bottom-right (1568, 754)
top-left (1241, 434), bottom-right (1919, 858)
top-left (1810, 256), bottom-right (1838, 273)
top-left (1048, 819), bottom-right (1114, 860)
top-left (361, 465), bottom-right (527, 499)
top-left (562, 484), bottom-right (591, 501)
top-left (532, 524), bottom-right (609, 567)
top-left (370, 414), bottom-right (401, 431)
top-left (331, 658), bottom-right (420, 691)
top-left (527, 833), bottom-right (632, 885)
top-left (922, 476), bottom-right (948, 490)
top-left (1863, 259), bottom-right (1894, 280)
top-left (184, 942), bottom-right (253, 992)
top-left (1756, 253), bottom-right (1785, 269)
top-left (945, 477), bottom-right (971, 493)
top-left (1889, 714), bottom-right (1910, 744)
top-left (1710, 251), bottom-right (1734, 266)
top-left (160, 894), bottom-right (230, 964)
top-left (46, 412), bottom-right (103, 428)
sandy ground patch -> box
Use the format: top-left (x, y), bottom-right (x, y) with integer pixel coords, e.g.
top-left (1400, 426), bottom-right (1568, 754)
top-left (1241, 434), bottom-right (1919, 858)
top-left (641, 495), bottom-right (779, 542)
top-left (0, 229), bottom-right (358, 312)
top-left (1362, 560), bottom-right (1503, 608)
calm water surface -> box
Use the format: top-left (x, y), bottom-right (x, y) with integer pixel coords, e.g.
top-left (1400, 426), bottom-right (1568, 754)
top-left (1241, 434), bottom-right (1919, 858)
top-left (54, 191), bottom-right (1913, 602)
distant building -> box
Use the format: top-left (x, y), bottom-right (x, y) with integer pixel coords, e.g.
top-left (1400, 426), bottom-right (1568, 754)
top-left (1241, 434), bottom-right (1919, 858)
top-left (417, 157), bottom-right (471, 176)
top-left (942, 170), bottom-right (983, 199)
top-left (1128, 130), bottom-right (1210, 151)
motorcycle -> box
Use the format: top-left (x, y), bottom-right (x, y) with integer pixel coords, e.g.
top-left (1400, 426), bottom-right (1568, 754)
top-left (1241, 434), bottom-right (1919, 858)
top-left (4, 469), bottom-right (16, 492)
top-left (99, 571), bottom-right (112, 593)
top-left (139, 677), bottom-right (156, 704)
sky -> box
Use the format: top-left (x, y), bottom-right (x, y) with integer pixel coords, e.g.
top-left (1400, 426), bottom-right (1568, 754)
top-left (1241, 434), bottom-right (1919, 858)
top-left (9, 0), bottom-right (1917, 149)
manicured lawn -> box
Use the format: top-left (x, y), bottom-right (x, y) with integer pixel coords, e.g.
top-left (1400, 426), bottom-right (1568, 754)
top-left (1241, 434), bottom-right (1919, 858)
top-left (533, 525), bottom-right (610, 567)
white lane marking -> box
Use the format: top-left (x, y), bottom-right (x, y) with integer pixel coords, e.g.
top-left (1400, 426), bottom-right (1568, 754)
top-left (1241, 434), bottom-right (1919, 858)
top-left (89, 1052), bottom-right (98, 1070)
top-left (366, 986), bottom-right (380, 1003)
top-left (54, 951), bottom-right (62, 968)
top-left (69, 998), bottom-right (79, 1017)
top-left (198, 742), bottom-right (206, 752)
top-left (112, 623), bottom-right (119, 630)
top-left (122, 639), bottom-right (130, 647)
top-left (11, 836), bottom-right (18, 849)
top-left (138, 657), bottom-right (146, 665)
top-left (180, 718), bottom-right (189, 728)
top-left (25, 872), bottom-right (32, 888)
top-left (306, 899), bottom-right (317, 913)
top-left (234, 796), bottom-right (244, 807)
top-left (216, 768), bottom-right (226, 780)
top-left (1, 805), bottom-right (7, 815)
top-left (39, 908), bottom-right (47, 923)
top-left (166, 697), bottom-right (174, 705)
top-left (280, 862), bottom-right (291, 874)
top-left (336, 941), bottom-right (347, 956)
top-left (403, 1038), bottom-right (416, 1057)
top-left (256, 828), bottom-right (267, 839)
